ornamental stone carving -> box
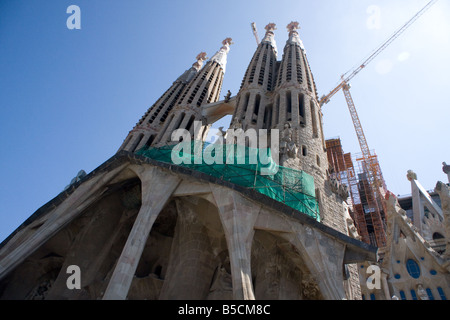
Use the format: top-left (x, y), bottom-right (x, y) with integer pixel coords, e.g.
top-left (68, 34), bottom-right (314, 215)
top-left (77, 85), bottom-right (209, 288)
top-left (301, 275), bottom-right (320, 300)
top-left (280, 122), bottom-right (298, 159)
top-left (417, 284), bottom-right (429, 300)
top-left (329, 177), bottom-right (349, 200)
top-left (407, 170), bottom-right (417, 181)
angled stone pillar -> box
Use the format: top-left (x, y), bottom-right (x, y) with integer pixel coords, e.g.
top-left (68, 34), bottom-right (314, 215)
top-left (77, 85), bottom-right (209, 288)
top-left (245, 93), bottom-right (257, 125)
top-left (210, 186), bottom-right (260, 300)
top-left (278, 91), bottom-right (287, 126)
top-left (46, 193), bottom-right (132, 300)
top-left (159, 198), bottom-right (217, 299)
top-left (284, 225), bottom-right (347, 300)
top-left (254, 206), bottom-right (350, 300)
top-left (103, 167), bottom-right (180, 300)
top-left (408, 170), bottom-right (424, 234)
top-left (0, 164), bottom-right (128, 281)
top-left (381, 270), bottom-right (391, 300)
top-left (407, 170), bottom-right (443, 234)
top-left (158, 112), bottom-right (184, 145)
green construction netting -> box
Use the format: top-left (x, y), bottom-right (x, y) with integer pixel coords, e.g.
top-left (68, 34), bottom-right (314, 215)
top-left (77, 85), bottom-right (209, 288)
top-left (136, 141), bottom-right (320, 221)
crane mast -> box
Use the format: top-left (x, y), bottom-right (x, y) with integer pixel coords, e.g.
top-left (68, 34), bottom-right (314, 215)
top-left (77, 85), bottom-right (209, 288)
top-left (342, 82), bottom-right (387, 246)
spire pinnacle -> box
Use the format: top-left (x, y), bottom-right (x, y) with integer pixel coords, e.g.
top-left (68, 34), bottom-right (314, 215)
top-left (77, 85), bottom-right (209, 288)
top-left (286, 21), bottom-right (300, 34)
top-left (192, 52), bottom-right (208, 71)
top-left (210, 38), bottom-right (233, 73)
top-left (262, 23), bottom-right (278, 55)
top-left (265, 23), bottom-right (277, 33)
top-left (286, 21), bottom-right (305, 51)
top-left (222, 37), bottom-right (233, 46)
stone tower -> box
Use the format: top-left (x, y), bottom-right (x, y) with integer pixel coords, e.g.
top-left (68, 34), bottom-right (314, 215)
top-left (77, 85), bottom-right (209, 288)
top-left (231, 22), bottom-right (346, 232)
top-left (118, 52), bottom-right (208, 153)
top-left (0, 22), bottom-right (377, 301)
top-left (232, 22), bottom-right (278, 131)
top-left (153, 38), bottom-right (233, 146)
top-left (117, 38), bottom-right (232, 152)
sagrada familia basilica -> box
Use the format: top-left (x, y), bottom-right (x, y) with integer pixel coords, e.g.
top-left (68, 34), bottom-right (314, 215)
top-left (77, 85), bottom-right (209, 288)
top-left (0, 22), bottom-right (448, 300)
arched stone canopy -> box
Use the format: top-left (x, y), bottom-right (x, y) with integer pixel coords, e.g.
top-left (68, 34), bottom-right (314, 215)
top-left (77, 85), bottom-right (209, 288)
top-left (0, 153), bottom-right (377, 300)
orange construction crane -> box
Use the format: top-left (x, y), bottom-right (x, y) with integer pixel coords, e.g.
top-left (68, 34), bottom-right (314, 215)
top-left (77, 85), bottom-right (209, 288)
top-left (320, 0), bottom-right (438, 247)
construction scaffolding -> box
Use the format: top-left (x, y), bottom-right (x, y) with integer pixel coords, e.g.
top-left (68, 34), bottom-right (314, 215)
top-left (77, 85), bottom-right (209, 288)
top-left (326, 138), bottom-right (387, 247)
top-left (321, 1), bottom-right (438, 247)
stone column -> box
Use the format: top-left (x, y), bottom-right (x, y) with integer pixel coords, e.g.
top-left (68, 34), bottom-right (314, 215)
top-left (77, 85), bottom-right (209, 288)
top-left (302, 93), bottom-right (309, 127)
top-left (284, 226), bottom-right (347, 300)
top-left (256, 96), bottom-right (268, 129)
top-left (245, 93), bottom-right (256, 124)
top-left (408, 170), bottom-right (424, 234)
top-left (102, 167), bottom-right (180, 300)
top-left (291, 90), bottom-right (300, 126)
top-left (134, 132), bottom-right (150, 152)
top-left (236, 94), bottom-right (247, 122)
top-left (159, 199), bottom-right (217, 299)
top-left (278, 90), bottom-right (287, 126)
top-left (211, 186), bottom-right (260, 300)
top-left (0, 164), bottom-right (128, 281)
top-left (178, 112), bottom-right (193, 130)
top-left (381, 270), bottom-right (391, 300)
top-left (158, 112), bottom-right (185, 145)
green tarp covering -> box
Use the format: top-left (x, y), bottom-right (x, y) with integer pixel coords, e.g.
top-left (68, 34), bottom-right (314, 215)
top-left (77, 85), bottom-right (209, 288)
top-left (136, 141), bottom-right (320, 221)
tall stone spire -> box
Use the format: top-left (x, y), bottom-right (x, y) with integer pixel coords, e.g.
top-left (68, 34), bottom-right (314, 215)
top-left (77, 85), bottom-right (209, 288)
top-left (231, 23), bottom-right (278, 131)
top-left (153, 38), bottom-right (232, 146)
top-left (118, 52), bottom-right (207, 153)
top-left (272, 21), bottom-right (326, 168)
top-left (275, 21), bottom-right (316, 94)
top-left (228, 21), bottom-right (351, 233)
top-left (239, 23), bottom-right (278, 92)
top-left (174, 38), bottom-right (233, 109)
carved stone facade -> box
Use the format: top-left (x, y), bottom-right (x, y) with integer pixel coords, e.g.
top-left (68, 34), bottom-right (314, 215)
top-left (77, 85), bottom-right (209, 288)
top-left (0, 157), bottom-right (376, 300)
top-left (358, 170), bottom-right (450, 300)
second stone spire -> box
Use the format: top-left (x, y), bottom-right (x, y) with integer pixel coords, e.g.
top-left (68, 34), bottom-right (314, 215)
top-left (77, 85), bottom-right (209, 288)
top-left (153, 38), bottom-right (233, 146)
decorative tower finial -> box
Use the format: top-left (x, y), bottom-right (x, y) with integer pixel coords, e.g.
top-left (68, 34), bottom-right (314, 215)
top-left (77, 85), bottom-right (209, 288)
top-left (287, 21), bottom-right (300, 33)
top-left (210, 38), bottom-right (233, 73)
top-left (265, 23), bottom-right (277, 33)
top-left (261, 23), bottom-right (278, 55)
top-left (286, 21), bottom-right (305, 50)
top-left (192, 52), bottom-right (208, 71)
top-left (407, 170), bottom-right (417, 182)
top-left (222, 37), bottom-right (233, 46)
top-left (196, 52), bottom-right (208, 60)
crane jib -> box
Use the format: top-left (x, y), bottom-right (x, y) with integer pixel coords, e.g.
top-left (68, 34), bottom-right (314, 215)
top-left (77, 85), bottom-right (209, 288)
top-left (319, 0), bottom-right (438, 107)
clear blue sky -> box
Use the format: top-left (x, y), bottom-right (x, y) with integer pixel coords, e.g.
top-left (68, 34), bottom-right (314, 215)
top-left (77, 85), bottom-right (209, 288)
top-left (1, 0), bottom-right (449, 242)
